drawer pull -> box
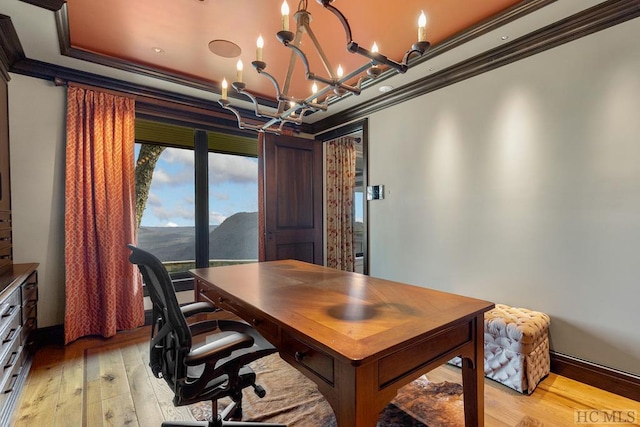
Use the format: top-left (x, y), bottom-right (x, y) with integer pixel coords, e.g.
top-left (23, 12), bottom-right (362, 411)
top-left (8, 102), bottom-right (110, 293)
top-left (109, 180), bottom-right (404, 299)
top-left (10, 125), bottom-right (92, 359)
top-left (1, 305), bottom-right (16, 318)
top-left (4, 370), bottom-right (21, 394)
top-left (294, 351), bottom-right (307, 362)
top-left (218, 296), bottom-right (225, 304)
top-left (3, 328), bottom-right (17, 344)
top-left (4, 351), bottom-right (18, 369)
top-left (252, 318), bottom-right (260, 326)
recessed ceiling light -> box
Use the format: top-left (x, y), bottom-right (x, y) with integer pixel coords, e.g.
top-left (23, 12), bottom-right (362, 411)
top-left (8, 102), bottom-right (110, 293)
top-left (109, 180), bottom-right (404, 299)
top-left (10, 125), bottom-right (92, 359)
top-left (152, 47), bottom-right (164, 54)
top-left (501, 35), bottom-right (510, 41)
top-left (379, 85), bottom-right (394, 93)
top-left (428, 67), bottom-right (436, 72)
top-left (208, 39), bottom-right (242, 58)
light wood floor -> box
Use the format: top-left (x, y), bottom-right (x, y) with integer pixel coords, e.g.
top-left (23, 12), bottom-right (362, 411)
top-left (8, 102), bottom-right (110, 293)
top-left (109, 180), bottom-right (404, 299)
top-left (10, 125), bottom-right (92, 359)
top-left (11, 326), bottom-right (640, 427)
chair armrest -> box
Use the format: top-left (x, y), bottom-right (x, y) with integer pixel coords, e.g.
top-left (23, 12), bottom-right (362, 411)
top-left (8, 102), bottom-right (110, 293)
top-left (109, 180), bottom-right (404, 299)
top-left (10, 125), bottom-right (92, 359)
top-left (185, 332), bottom-right (254, 366)
top-left (189, 320), bottom-right (220, 337)
top-left (181, 301), bottom-right (217, 318)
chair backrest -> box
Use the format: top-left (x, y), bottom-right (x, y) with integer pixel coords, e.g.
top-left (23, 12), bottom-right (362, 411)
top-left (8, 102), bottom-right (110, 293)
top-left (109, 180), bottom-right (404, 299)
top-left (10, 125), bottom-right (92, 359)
top-left (127, 244), bottom-right (191, 389)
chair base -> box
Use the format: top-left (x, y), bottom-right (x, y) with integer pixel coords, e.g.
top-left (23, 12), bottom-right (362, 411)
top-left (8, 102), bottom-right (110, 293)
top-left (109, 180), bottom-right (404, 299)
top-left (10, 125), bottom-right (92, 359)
top-left (162, 420), bottom-right (287, 427)
top-left (161, 420), bottom-right (286, 427)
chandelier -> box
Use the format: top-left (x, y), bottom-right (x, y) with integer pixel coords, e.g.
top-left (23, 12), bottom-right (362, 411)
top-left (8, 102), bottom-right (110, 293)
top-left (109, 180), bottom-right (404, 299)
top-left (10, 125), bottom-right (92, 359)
top-left (216, 0), bottom-right (430, 134)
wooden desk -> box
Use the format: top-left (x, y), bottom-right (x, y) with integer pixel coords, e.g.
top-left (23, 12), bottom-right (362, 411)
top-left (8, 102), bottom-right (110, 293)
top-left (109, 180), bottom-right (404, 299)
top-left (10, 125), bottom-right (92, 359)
top-left (191, 260), bottom-right (494, 427)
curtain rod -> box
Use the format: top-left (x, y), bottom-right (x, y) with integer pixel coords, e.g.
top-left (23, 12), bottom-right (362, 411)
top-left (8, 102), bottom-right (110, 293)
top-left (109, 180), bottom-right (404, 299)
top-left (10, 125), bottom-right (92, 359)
top-left (53, 76), bottom-right (135, 99)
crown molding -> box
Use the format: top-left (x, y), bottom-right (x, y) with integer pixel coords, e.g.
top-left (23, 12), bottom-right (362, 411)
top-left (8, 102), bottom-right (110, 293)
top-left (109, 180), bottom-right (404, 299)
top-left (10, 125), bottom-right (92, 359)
top-left (8, 0), bottom-right (640, 135)
top-left (0, 14), bottom-right (26, 81)
top-left (309, 0), bottom-right (640, 134)
top-left (18, 0), bottom-right (65, 12)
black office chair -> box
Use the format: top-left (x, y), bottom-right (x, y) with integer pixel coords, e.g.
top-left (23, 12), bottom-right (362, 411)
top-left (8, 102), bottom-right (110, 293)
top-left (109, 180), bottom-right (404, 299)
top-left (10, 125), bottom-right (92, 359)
top-left (127, 244), bottom-right (286, 427)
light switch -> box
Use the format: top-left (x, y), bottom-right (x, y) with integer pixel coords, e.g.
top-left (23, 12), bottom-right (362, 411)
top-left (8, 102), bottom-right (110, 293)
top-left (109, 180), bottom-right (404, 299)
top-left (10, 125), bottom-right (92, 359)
top-left (366, 185), bottom-right (384, 200)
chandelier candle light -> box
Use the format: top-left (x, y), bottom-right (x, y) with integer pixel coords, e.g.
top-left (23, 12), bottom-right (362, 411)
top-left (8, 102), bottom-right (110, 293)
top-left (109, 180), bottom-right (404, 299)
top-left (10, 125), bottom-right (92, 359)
top-left (217, 0), bottom-right (431, 133)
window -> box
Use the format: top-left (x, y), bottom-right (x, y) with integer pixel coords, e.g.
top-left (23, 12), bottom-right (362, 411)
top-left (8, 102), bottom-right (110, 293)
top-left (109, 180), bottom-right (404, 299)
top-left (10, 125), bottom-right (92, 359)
top-left (134, 119), bottom-right (258, 289)
top-left (207, 151), bottom-right (259, 266)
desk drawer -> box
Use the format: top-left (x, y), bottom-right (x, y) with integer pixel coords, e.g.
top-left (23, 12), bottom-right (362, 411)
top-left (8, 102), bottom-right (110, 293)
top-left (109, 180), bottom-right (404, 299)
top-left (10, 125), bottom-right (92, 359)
top-left (281, 331), bottom-right (334, 385)
top-left (196, 280), bottom-right (279, 344)
top-left (378, 321), bottom-right (471, 388)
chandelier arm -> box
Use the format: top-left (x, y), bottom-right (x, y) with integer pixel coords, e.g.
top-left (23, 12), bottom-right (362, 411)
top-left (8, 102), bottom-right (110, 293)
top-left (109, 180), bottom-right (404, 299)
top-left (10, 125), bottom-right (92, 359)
top-left (318, 1), bottom-right (353, 46)
top-left (301, 20), bottom-right (336, 78)
top-left (230, 82), bottom-right (279, 119)
top-left (401, 42), bottom-right (431, 67)
top-left (218, 100), bottom-right (265, 132)
top-left (254, 68), bottom-right (284, 105)
top-left (317, 0), bottom-right (430, 74)
top-left (281, 25), bottom-right (305, 104)
top-left (347, 43), bottom-right (408, 74)
top-left (309, 72), bottom-right (361, 95)
top-left (285, 44), bottom-right (312, 79)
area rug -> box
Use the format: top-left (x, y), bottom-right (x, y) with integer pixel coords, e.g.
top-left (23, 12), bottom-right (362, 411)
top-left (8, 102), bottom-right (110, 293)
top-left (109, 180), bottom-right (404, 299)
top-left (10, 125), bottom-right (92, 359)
top-left (190, 354), bottom-right (464, 426)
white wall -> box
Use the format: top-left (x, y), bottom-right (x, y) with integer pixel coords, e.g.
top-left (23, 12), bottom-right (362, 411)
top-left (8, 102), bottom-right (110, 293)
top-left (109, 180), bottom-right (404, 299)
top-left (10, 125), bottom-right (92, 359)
top-left (9, 74), bottom-right (66, 328)
top-left (368, 18), bottom-right (640, 375)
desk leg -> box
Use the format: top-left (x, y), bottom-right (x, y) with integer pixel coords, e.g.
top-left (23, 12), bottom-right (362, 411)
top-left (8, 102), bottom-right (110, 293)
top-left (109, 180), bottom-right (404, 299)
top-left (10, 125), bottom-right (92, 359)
top-left (461, 314), bottom-right (485, 427)
top-left (331, 362), bottom-right (390, 427)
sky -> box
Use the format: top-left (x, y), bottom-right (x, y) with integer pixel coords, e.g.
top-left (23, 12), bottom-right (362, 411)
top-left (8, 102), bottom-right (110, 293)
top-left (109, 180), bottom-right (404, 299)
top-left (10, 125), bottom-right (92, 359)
top-left (136, 145), bottom-right (259, 227)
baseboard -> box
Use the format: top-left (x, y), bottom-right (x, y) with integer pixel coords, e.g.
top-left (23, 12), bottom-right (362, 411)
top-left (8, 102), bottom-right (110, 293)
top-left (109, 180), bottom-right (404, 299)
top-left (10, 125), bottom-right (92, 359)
top-left (550, 351), bottom-right (640, 402)
top-left (34, 308), bottom-right (176, 348)
top-left (34, 324), bottom-right (64, 347)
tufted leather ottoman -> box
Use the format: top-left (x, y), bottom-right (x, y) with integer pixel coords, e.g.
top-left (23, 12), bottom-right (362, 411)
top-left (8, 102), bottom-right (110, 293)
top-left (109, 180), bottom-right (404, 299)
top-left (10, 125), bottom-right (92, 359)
top-left (451, 304), bottom-right (550, 394)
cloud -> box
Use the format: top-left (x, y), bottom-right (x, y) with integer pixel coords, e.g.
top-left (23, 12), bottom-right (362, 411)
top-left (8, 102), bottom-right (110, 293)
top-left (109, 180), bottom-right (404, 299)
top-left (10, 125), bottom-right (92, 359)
top-left (163, 148), bottom-right (194, 165)
top-left (211, 190), bottom-right (229, 201)
top-left (151, 204), bottom-right (195, 222)
top-left (166, 222), bottom-right (178, 227)
top-left (209, 153), bottom-right (258, 184)
top-left (146, 192), bottom-right (162, 206)
top-left (210, 212), bottom-right (227, 225)
top-left (152, 167), bottom-right (192, 186)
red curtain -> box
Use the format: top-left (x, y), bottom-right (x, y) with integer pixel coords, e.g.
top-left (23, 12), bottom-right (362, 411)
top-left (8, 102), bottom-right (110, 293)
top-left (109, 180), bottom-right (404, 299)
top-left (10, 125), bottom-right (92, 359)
top-left (64, 85), bottom-right (144, 344)
top-left (326, 136), bottom-right (357, 271)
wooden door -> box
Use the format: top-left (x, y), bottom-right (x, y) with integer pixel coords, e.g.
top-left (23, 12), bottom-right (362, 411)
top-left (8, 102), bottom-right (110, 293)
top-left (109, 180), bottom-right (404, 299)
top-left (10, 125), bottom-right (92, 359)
top-left (263, 133), bottom-right (323, 264)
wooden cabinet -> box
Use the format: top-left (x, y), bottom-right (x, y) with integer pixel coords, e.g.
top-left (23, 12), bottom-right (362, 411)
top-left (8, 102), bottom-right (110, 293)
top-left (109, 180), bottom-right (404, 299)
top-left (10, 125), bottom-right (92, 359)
top-left (0, 263), bottom-right (38, 425)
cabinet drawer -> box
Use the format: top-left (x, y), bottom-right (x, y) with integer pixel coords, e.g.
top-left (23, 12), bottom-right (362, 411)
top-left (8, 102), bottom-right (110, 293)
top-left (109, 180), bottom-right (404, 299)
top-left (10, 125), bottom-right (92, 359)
top-left (281, 331), bottom-right (334, 385)
top-left (0, 313), bottom-right (20, 359)
top-left (0, 334), bottom-right (21, 389)
top-left (0, 356), bottom-right (24, 411)
top-left (0, 212), bottom-right (10, 228)
top-left (22, 300), bottom-right (37, 326)
top-left (0, 228), bottom-right (10, 244)
top-left (0, 244), bottom-right (11, 261)
top-left (0, 289), bottom-right (20, 337)
top-left (21, 316), bottom-right (36, 345)
top-left (21, 275), bottom-right (37, 302)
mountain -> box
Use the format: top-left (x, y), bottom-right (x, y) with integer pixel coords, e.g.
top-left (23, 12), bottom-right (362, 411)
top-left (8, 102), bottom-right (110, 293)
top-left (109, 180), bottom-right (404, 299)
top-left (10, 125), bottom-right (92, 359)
top-left (136, 212), bottom-right (257, 262)
top-left (209, 212), bottom-right (258, 260)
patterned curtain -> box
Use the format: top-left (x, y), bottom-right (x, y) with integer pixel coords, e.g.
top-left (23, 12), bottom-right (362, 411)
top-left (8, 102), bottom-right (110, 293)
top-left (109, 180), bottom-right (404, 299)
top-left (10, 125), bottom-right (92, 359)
top-left (64, 85), bottom-right (144, 344)
top-left (326, 136), bottom-right (357, 271)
